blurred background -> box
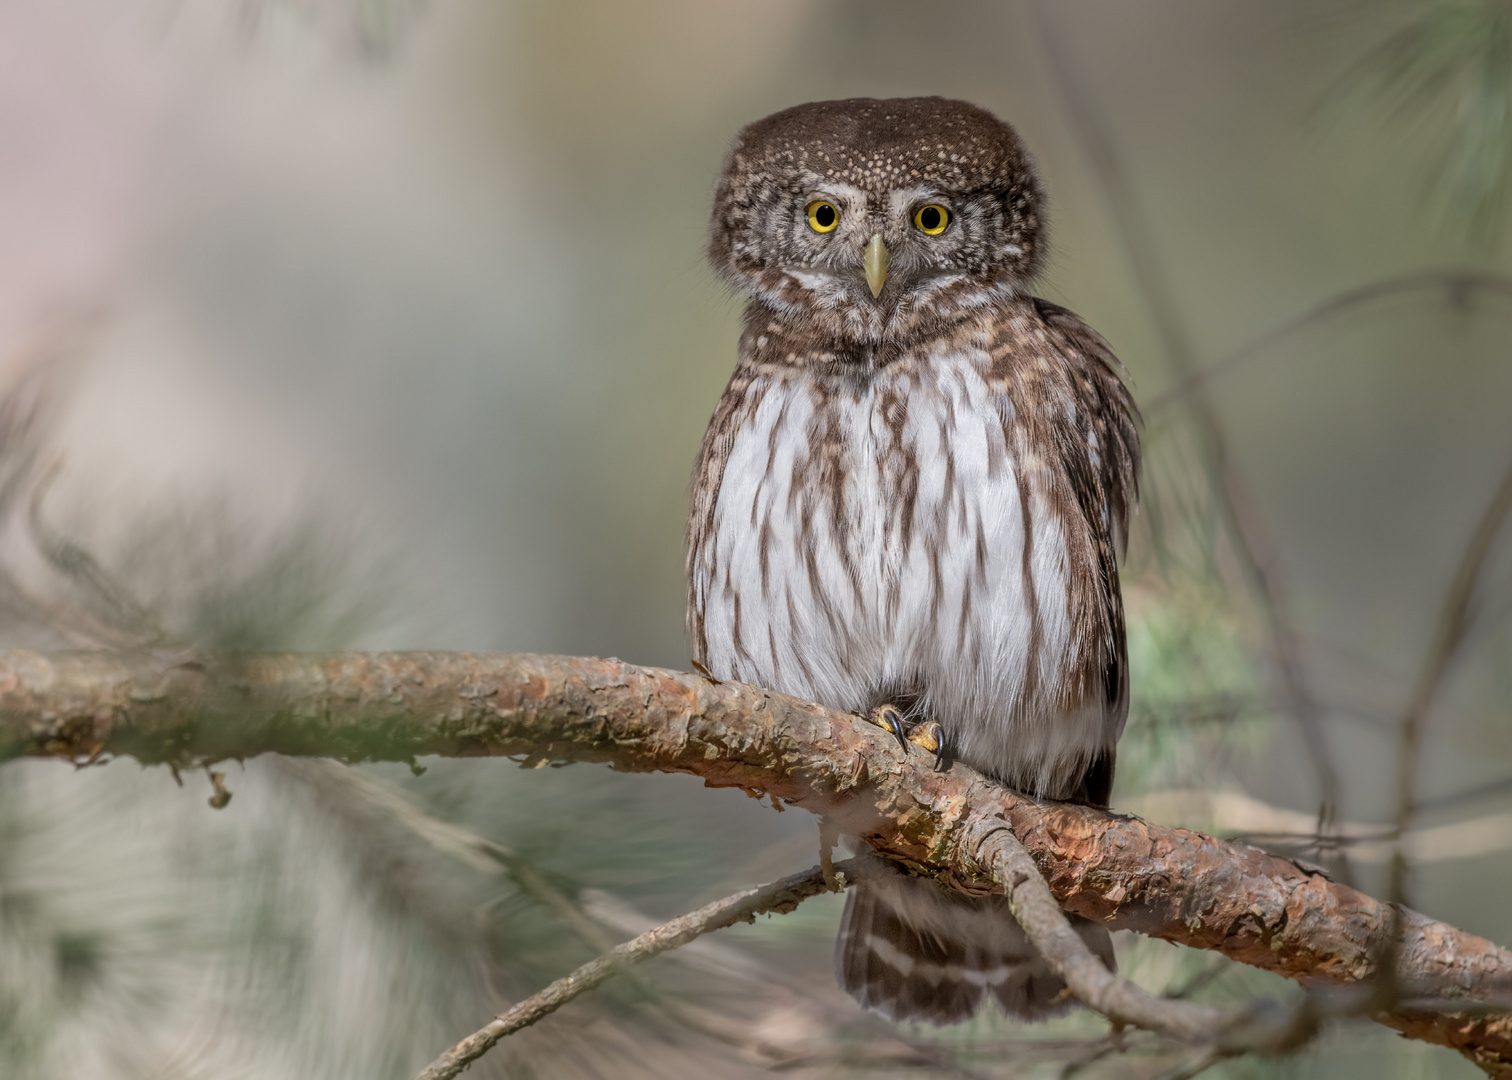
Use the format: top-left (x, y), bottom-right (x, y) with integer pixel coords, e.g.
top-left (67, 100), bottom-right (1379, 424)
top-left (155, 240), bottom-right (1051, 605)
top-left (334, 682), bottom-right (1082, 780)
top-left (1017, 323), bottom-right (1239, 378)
top-left (2, 0), bottom-right (1511, 1076)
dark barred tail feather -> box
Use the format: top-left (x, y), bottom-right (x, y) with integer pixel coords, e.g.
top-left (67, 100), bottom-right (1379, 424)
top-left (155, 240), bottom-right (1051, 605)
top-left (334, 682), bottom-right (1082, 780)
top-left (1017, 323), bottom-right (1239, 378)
top-left (836, 866), bottom-right (1115, 1024)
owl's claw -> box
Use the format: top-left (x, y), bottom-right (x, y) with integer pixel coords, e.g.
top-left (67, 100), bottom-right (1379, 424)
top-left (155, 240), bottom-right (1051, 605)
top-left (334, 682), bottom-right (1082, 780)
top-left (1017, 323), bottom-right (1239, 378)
top-left (907, 720), bottom-right (943, 754)
top-left (867, 704), bottom-right (909, 749)
top-left (865, 707), bottom-right (943, 761)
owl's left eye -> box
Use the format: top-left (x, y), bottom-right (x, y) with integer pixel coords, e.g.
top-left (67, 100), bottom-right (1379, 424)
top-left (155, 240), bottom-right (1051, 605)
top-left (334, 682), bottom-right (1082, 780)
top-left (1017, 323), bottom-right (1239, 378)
top-left (914, 204), bottom-right (950, 235)
top-left (806, 200), bottom-right (840, 233)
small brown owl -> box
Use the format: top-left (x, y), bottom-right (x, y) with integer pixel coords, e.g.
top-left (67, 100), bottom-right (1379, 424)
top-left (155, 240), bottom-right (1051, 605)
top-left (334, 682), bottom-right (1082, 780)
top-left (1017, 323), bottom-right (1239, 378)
top-left (687, 97), bottom-right (1139, 1023)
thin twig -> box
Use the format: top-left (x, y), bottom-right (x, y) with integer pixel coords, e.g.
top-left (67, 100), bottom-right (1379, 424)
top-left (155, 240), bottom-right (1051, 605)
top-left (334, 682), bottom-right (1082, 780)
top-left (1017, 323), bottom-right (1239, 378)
top-left (576, 851), bottom-right (995, 1079)
top-left (1419, 773), bottom-right (1512, 814)
top-left (1031, 3), bottom-right (1345, 839)
top-left (1383, 451), bottom-right (1512, 1018)
top-left (1143, 271), bottom-right (1512, 420)
top-left (1372, 438), bottom-right (1512, 1034)
top-left (1121, 787), bottom-right (1512, 864)
top-left (1390, 453), bottom-right (1512, 904)
top-left (279, 764), bottom-right (1007, 1079)
top-left (970, 821), bottom-right (1250, 1047)
top-left (413, 859), bottom-right (864, 1080)
top-left (1163, 957), bottom-right (1230, 1003)
top-left (1055, 1031), bottom-right (1124, 1079)
top-left (975, 815), bottom-right (1512, 1072)
top-left (970, 819), bottom-right (1411, 1069)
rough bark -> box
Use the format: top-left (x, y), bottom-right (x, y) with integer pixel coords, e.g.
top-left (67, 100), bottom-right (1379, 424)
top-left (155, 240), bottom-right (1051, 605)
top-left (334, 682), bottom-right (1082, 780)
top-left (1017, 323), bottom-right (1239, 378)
top-left (2, 649), bottom-right (1509, 1073)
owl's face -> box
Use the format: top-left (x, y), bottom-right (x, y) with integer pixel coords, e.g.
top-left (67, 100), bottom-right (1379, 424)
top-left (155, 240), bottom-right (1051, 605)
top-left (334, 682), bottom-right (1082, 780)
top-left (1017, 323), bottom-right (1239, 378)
top-left (710, 97), bottom-right (1044, 343)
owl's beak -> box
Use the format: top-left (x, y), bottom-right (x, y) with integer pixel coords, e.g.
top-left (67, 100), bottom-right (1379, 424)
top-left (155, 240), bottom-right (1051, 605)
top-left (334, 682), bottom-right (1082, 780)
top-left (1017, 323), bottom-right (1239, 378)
top-left (863, 234), bottom-right (890, 298)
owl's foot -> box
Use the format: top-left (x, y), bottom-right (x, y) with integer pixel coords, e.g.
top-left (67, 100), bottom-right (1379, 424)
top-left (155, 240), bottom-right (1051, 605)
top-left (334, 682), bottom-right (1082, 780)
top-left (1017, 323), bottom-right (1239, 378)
top-left (865, 707), bottom-right (944, 759)
top-left (867, 704), bottom-right (909, 749)
top-left (907, 720), bottom-right (943, 754)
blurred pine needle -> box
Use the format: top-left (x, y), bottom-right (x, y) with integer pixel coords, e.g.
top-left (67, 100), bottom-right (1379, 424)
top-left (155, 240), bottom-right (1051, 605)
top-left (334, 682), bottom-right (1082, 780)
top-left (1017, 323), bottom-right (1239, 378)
top-left (1337, 0), bottom-right (1512, 244)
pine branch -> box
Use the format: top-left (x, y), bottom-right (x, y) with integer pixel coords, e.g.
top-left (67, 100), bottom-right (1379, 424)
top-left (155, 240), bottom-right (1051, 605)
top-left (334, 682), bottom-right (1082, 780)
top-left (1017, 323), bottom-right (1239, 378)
top-left (2, 649), bottom-right (1510, 1074)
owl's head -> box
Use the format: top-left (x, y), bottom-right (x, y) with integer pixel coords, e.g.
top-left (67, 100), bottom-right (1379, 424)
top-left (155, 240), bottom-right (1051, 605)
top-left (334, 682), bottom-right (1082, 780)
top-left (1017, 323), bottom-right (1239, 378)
top-left (709, 97), bottom-right (1044, 341)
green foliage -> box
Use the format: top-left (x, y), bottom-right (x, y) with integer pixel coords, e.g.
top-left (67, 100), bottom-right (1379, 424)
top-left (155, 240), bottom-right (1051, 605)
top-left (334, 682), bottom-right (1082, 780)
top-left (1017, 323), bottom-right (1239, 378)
top-left (1118, 580), bottom-right (1274, 797)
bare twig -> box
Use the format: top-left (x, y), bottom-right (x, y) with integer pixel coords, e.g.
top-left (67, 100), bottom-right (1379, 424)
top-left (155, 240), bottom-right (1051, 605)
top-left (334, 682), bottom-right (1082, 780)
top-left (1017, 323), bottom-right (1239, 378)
top-left (1031, 3), bottom-right (1345, 835)
top-left (574, 852), bottom-right (998, 1078)
top-left (1390, 452), bottom-right (1512, 904)
top-left (970, 822), bottom-right (1251, 1047)
top-left (1369, 445), bottom-right (1512, 1059)
top-left (1121, 788), bottom-right (1512, 863)
top-left (1143, 271), bottom-right (1512, 420)
top-left (970, 823), bottom-right (1420, 1072)
top-left (412, 859), bottom-right (862, 1080)
top-left (1055, 1034), bottom-right (1123, 1080)
top-left (1420, 773), bottom-right (1512, 815)
top-left (265, 763), bottom-right (1008, 1079)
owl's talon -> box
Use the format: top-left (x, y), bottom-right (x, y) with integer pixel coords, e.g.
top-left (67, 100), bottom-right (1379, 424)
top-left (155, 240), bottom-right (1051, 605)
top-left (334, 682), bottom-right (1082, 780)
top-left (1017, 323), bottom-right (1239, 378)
top-left (907, 720), bottom-right (943, 755)
top-left (867, 704), bottom-right (909, 749)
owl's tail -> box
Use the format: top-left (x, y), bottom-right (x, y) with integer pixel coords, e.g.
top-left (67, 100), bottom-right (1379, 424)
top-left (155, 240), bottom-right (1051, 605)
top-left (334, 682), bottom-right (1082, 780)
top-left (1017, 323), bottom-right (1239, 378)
top-left (835, 865), bottom-right (1114, 1024)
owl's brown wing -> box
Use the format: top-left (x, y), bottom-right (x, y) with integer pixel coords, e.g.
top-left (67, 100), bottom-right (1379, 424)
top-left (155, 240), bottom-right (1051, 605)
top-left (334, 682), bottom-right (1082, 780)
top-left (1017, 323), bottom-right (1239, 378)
top-left (1031, 297), bottom-right (1141, 554)
top-left (1030, 297), bottom-right (1141, 805)
top-left (685, 361), bottom-right (759, 667)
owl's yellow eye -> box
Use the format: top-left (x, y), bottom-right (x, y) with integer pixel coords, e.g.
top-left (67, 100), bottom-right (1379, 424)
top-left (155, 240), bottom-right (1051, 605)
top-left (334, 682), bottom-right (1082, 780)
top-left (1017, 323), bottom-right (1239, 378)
top-left (914, 204), bottom-right (950, 236)
top-left (806, 200), bottom-right (840, 233)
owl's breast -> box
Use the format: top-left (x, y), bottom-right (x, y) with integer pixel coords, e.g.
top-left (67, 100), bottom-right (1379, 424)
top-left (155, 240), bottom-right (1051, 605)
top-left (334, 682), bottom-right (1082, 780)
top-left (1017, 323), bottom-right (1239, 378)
top-left (688, 342), bottom-right (1104, 794)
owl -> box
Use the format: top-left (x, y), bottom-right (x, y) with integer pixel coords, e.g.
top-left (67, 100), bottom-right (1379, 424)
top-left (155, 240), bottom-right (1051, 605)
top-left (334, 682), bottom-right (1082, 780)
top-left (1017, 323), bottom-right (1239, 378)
top-left (687, 97), bottom-right (1140, 1024)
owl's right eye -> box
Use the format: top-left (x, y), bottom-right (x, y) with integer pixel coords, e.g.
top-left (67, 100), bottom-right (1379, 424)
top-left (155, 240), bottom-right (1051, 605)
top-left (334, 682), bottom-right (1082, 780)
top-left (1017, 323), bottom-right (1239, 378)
top-left (805, 200), bottom-right (840, 233)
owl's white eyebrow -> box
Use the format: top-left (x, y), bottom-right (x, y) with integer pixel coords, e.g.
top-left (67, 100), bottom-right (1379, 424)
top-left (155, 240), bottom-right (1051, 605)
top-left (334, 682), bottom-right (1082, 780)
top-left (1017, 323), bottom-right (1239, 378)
top-left (802, 181), bottom-right (868, 205)
top-left (887, 186), bottom-right (945, 213)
